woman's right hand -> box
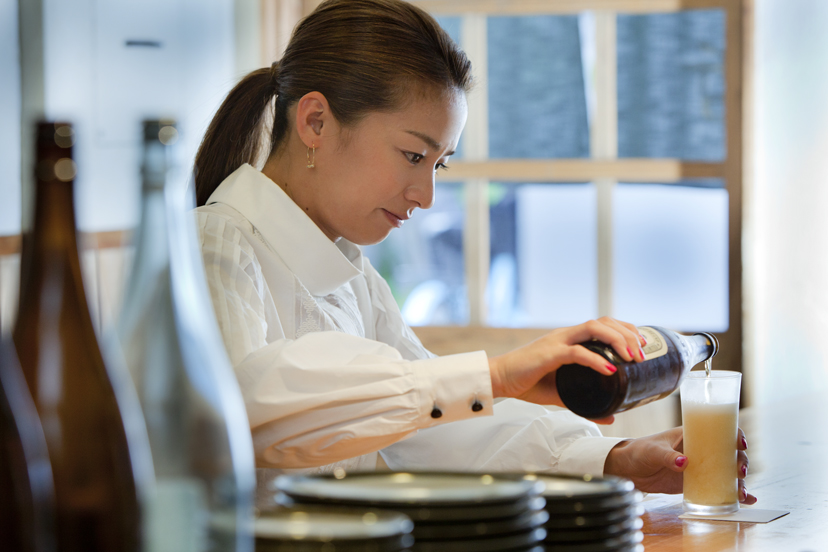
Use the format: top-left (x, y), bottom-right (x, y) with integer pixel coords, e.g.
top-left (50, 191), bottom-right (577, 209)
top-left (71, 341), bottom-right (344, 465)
top-left (488, 317), bottom-right (646, 409)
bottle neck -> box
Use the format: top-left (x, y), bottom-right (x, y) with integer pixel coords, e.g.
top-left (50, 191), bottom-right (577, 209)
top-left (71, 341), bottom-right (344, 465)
top-left (118, 184), bottom-right (171, 341)
top-left (132, 135), bottom-right (173, 276)
top-left (134, 186), bottom-right (171, 273)
top-left (30, 179), bottom-right (81, 255)
top-left (686, 332), bottom-right (718, 366)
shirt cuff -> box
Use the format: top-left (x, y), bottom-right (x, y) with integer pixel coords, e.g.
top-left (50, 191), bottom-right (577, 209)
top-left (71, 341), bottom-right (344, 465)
top-left (411, 351), bottom-right (493, 427)
top-left (558, 436), bottom-right (628, 477)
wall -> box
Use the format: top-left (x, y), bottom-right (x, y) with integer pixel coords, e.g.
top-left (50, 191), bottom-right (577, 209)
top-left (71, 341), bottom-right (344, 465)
top-left (6, 0), bottom-right (251, 236)
top-left (0, 0), bottom-right (259, 333)
top-left (748, 0), bottom-right (828, 406)
top-left (40, 0), bottom-right (237, 232)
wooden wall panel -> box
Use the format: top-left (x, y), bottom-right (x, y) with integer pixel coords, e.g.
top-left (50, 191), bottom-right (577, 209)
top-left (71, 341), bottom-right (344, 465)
top-left (0, 232), bottom-right (132, 336)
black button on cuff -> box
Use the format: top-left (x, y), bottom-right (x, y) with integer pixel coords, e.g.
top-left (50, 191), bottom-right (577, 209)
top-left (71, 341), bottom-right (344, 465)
top-left (430, 406), bottom-right (443, 419)
top-left (471, 400), bottom-right (483, 412)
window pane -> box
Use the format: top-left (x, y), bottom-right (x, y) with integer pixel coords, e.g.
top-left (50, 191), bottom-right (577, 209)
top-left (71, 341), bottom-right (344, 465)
top-left (435, 15), bottom-right (461, 43)
top-left (617, 10), bottom-right (727, 161)
top-left (613, 182), bottom-right (728, 331)
top-left (489, 182), bottom-right (597, 327)
top-left (488, 15), bottom-right (590, 159)
top-left (363, 183), bottom-right (467, 326)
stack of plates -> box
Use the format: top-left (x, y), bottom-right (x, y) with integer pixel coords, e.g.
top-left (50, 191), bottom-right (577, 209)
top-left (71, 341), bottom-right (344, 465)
top-left (274, 472), bottom-right (549, 551)
top-left (533, 474), bottom-right (644, 552)
top-left (254, 505), bottom-right (414, 551)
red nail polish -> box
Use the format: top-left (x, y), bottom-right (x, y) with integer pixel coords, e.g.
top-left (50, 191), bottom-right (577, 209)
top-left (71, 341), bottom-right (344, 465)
top-left (742, 438), bottom-right (748, 449)
top-left (741, 465), bottom-right (747, 477)
top-left (626, 347), bottom-right (633, 359)
top-left (639, 347), bottom-right (647, 361)
top-left (675, 456), bottom-right (687, 467)
top-left (640, 334), bottom-right (648, 345)
top-left (605, 364), bottom-right (617, 373)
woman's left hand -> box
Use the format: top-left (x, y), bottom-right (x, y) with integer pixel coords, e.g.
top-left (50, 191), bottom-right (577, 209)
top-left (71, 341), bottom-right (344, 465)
top-left (603, 426), bottom-right (758, 504)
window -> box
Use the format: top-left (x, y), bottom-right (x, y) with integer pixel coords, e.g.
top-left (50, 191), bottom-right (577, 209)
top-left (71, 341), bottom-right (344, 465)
top-left (366, 0), bottom-right (744, 373)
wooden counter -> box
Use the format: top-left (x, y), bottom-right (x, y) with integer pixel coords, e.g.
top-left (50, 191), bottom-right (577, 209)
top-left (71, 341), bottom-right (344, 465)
top-left (639, 391), bottom-right (828, 551)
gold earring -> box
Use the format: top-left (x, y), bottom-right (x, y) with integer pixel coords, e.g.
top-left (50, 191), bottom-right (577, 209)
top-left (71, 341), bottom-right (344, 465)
top-left (306, 143), bottom-right (315, 169)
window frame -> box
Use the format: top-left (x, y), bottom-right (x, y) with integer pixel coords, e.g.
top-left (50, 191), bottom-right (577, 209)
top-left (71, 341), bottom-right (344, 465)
top-left (409, 0), bottom-right (745, 376)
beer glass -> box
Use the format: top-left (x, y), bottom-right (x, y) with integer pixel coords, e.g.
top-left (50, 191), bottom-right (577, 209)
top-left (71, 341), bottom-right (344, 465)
top-left (681, 370), bottom-right (742, 515)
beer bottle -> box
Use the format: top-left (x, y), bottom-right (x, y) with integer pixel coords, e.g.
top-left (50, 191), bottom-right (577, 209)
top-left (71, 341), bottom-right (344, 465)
top-left (13, 122), bottom-right (152, 552)
top-left (556, 326), bottom-right (718, 419)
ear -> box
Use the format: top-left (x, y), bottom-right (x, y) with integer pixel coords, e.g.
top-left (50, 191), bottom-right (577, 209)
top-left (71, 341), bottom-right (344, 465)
top-left (294, 91), bottom-right (337, 149)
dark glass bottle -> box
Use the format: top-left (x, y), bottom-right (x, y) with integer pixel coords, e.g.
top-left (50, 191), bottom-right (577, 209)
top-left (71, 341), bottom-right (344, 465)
top-left (13, 122), bottom-right (152, 552)
top-left (0, 338), bottom-right (56, 552)
top-left (118, 121), bottom-right (255, 552)
top-left (556, 326), bottom-right (718, 419)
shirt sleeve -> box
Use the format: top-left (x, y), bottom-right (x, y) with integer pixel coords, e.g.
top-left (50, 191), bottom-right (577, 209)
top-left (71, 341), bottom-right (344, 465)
top-left (197, 210), bottom-right (494, 469)
top-left (380, 400), bottom-right (626, 477)
top-left (198, 211), bottom-right (271, 367)
top-left (360, 259), bottom-right (625, 477)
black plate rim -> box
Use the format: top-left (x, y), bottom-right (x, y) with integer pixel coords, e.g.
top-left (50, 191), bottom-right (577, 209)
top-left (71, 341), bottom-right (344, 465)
top-left (542, 490), bottom-right (643, 514)
top-left (254, 505), bottom-right (414, 541)
top-left (274, 471), bottom-right (544, 507)
top-left (544, 504), bottom-right (644, 529)
top-left (413, 508), bottom-right (549, 540)
top-left (411, 527), bottom-right (547, 552)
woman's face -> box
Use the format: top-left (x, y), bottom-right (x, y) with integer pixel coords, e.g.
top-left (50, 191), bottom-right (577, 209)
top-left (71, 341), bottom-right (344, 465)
top-left (309, 91), bottom-right (467, 245)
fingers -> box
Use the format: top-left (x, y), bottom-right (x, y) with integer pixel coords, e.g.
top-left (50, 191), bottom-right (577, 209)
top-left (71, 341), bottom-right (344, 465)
top-left (735, 430), bottom-right (755, 504)
top-left (561, 346), bottom-right (618, 376)
top-left (598, 317), bottom-right (646, 362)
top-left (736, 429), bottom-right (749, 477)
top-left (664, 447), bottom-right (688, 473)
top-left (613, 318), bottom-right (647, 348)
top-left (737, 450), bottom-right (749, 478)
top-left (671, 426), bottom-right (684, 452)
top-left (567, 318), bottom-right (644, 363)
top-left (739, 479), bottom-right (758, 504)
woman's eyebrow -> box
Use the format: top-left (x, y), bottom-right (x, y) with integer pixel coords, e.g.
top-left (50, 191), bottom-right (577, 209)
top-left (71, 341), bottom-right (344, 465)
top-left (404, 129), bottom-right (456, 156)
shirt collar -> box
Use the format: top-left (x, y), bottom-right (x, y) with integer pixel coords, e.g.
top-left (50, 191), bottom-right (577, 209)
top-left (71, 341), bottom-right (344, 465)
top-left (206, 164), bottom-right (364, 296)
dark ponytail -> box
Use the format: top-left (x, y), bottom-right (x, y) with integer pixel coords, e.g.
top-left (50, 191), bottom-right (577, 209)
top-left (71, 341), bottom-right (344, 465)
top-left (194, 67), bottom-right (277, 206)
top-left (194, 0), bottom-right (473, 206)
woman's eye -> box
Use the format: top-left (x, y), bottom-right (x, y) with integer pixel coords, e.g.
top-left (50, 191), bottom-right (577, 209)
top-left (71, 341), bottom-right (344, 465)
top-left (405, 152), bottom-right (424, 164)
top-left (436, 163), bottom-right (450, 172)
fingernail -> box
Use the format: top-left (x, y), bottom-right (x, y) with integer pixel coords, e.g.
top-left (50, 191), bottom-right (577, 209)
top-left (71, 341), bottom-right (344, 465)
top-left (605, 364), bottom-right (617, 373)
top-left (626, 347), bottom-right (633, 359)
top-left (675, 456), bottom-right (687, 467)
top-left (741, 487), bottom-right (747, 501)
top-left (742, 438), bottom-right (748, 449)
top-left (741, 464), bottom-right (747, 477)
top-left (639, 347), bottom-right (647, 361)
top-left (640, 334), bottom-right (648, 345)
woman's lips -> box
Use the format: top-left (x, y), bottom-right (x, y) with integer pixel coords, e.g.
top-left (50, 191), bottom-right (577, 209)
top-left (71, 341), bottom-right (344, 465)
top-left (383, 209), bottom-right (406, 228)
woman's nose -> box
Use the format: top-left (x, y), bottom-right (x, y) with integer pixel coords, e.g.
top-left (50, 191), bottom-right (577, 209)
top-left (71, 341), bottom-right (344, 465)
top-left (405, 173), bottom-right (435, 210)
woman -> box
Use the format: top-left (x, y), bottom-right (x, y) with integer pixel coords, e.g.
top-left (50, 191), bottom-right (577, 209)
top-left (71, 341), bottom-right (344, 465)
top-left (193, 0), bottom-right (755, 503)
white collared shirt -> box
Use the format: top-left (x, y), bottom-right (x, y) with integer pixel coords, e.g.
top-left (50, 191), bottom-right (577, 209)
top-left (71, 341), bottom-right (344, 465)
top-left (195, 164), bottom-right (622, 477)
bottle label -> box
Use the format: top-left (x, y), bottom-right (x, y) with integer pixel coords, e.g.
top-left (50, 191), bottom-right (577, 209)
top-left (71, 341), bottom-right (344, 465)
top-left (640, 327), bottom-right (668, 360)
